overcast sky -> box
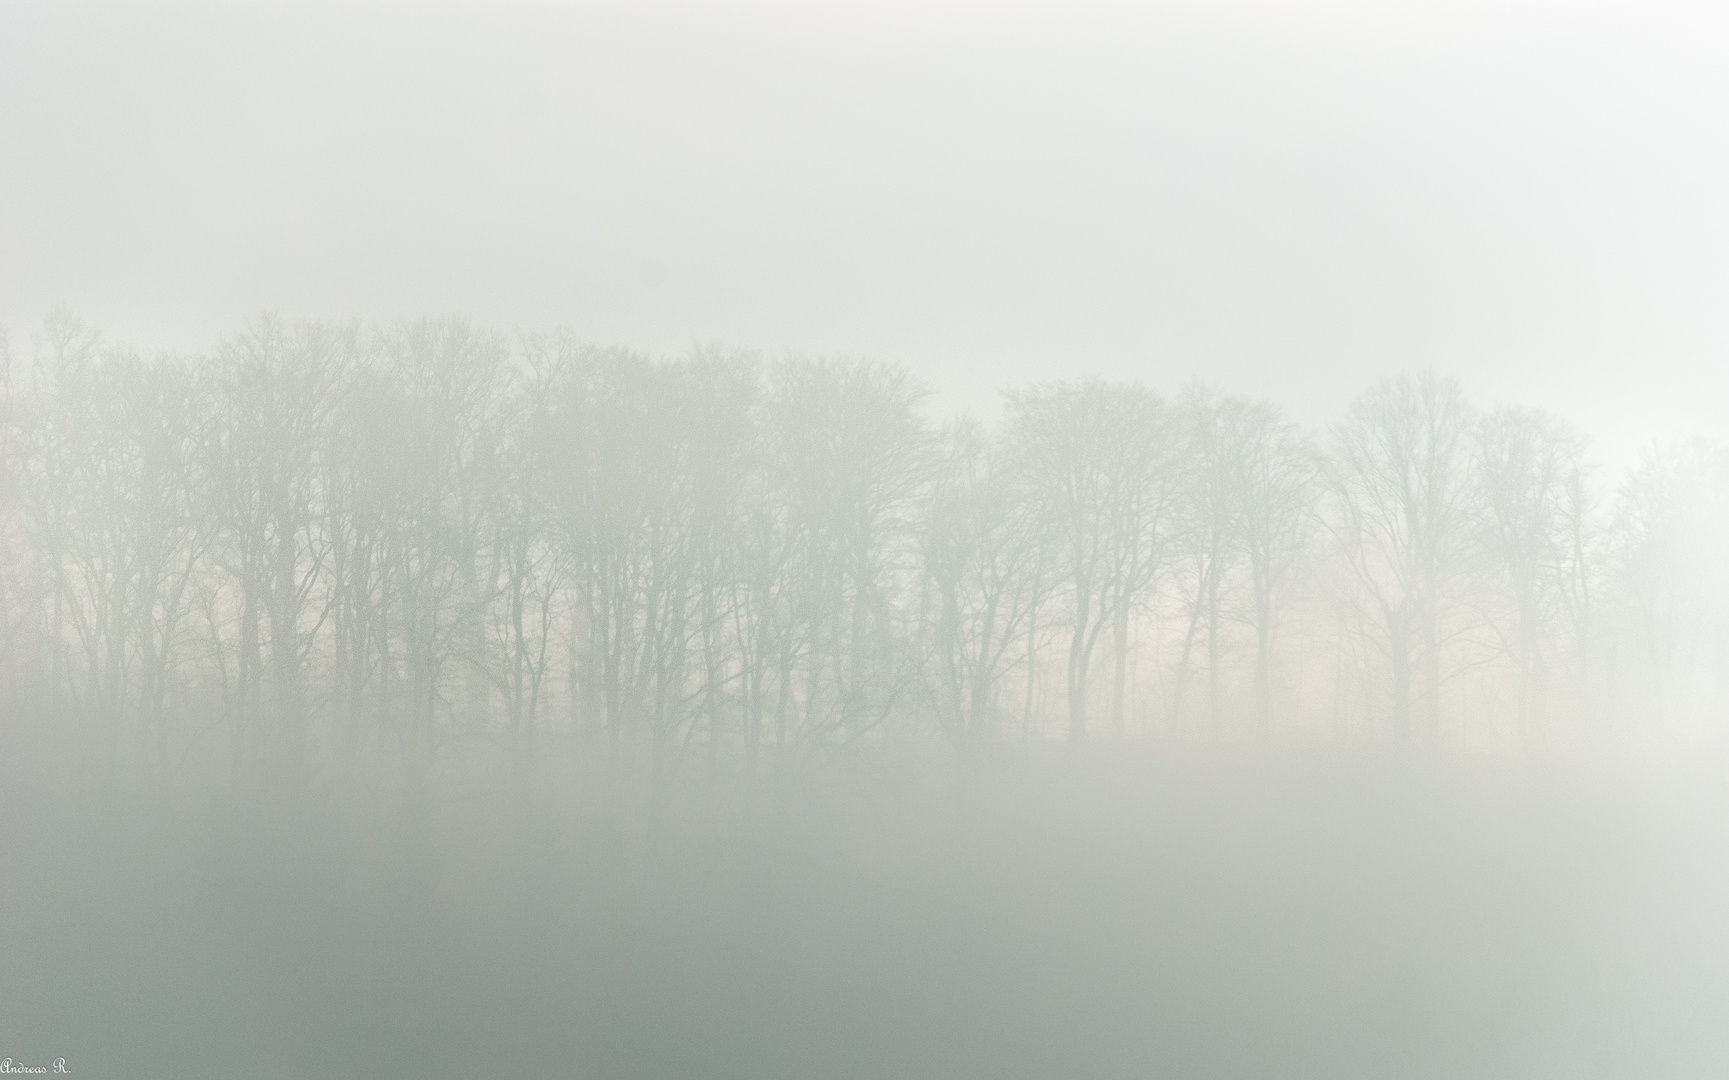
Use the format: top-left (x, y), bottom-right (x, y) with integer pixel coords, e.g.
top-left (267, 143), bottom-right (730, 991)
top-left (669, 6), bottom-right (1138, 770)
top-left (4, 0), bottom-right (1727, 464)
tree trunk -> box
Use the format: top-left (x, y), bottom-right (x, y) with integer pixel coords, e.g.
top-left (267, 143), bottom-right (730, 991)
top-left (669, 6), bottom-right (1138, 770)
top-left (1110, 602), bottom-right (1129, 737)
top-left (1067, 574), bottom-right (1090, 740)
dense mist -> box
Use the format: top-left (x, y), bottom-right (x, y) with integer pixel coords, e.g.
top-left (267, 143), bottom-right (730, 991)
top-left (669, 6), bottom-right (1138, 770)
top-left (6, 311), bottom-right (1729, 1076)
top-left (6, 311), bottom-right (1724, 759)
top-left (9, 0), bottom-right (1729, 1076)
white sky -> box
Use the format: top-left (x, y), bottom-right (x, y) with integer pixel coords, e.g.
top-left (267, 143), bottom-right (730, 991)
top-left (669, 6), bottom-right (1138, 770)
top-left (4, 0), bottom-right (1728, 466)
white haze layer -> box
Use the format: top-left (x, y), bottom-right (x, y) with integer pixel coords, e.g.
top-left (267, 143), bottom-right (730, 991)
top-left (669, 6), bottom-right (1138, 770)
top-left (3, 0), bottom-right (1728, 466)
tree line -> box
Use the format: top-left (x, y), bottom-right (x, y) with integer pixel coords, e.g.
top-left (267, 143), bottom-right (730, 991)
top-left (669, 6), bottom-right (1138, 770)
top-left (2, 311), bottom-right (1725, 794)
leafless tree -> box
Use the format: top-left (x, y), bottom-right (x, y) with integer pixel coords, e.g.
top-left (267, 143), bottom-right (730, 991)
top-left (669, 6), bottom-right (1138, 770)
top-left (1219, 396), bottom-right (1323, 734)
top-left (1005, 379), bottom-right (1172, 739)
top-left (1472, 406), bottom-right (1592, 748)
top-left (1329, 372), bottom-right (1474, 745)
top-left (921, 418), bottom-right (1050, 751)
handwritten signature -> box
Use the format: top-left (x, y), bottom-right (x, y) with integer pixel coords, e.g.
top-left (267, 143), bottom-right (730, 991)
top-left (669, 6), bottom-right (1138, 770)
top-left (0, 1060), bottom-right (68, 1075)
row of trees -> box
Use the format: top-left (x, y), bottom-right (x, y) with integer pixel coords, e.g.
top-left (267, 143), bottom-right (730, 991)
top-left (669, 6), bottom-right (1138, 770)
top-left (2, 312), bottom-right (1726, 792)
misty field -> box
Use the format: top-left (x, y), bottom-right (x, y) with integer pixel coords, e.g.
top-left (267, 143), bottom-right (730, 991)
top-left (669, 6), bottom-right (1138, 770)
top-left (9, 0), bottom-right (1729, 1075)
top-left (9, 735), bottom-right (1729, 1080)
top-left (5, 313), bottom-right (1729, 1078)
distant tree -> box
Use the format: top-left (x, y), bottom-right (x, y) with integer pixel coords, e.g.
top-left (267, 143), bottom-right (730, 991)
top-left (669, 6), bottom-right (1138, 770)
top-left (204, 318), bottom-right (354, 788)
top-left (1471, 406), bottom-right (1592, 748)
top-left (1219, 396), bottom-right (1323, 734)
top-left (11, 309), bottom-right (1726, 784)
top-left (372, 320), bottom-right (508, 788)
top-left (1005, 379), bottom-right (1173, 739)
top-left (17, 310), bottom-right (104, 728)
top-left (1329, 372), bottom-right (1474, 745)
top-left (763, 357), bottom-right (934, 754)
top-left (1169, 385), bottom-right (1232, 735)
top-left (482, 347), bottom-right (565, 760)
top-left (1611, 439), bottom-right (1729, 708)
top-left (921, 418), bottom-right (1050, 751)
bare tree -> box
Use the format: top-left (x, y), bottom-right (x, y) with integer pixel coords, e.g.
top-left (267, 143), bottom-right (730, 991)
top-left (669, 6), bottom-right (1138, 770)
top-left (1169, 385), bottom-right (1233, 735)
top-left (205, 318), bottom-right (353, 789)
top-left (763, 357), bottom-right (934, 754)
top-left (1005, 379), bottom-right (1171, 739)
top-left (1220, 396), bottom-right (1323, 734)
top-left (8, 309), bottom-right (1722, 791)
top-left (1329, 372), bottom-right (1474, 745)
top-left (921, 418), bottom-right (1050, 751)
top-left (1612, 439), bottom-right (1729, 719)
top-left (1472, 406), bottom-right (1592, 748)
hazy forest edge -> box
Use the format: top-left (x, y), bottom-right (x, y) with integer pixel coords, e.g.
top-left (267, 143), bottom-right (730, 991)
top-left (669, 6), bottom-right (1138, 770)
top-left (1, 309), bottom-right (1722, 801)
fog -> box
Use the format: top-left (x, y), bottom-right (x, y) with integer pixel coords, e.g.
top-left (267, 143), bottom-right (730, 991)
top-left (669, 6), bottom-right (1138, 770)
top-left (7, 1), bottom-right (1729, 1077)
top-left (7, 0), bottom-right (1729, 457)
